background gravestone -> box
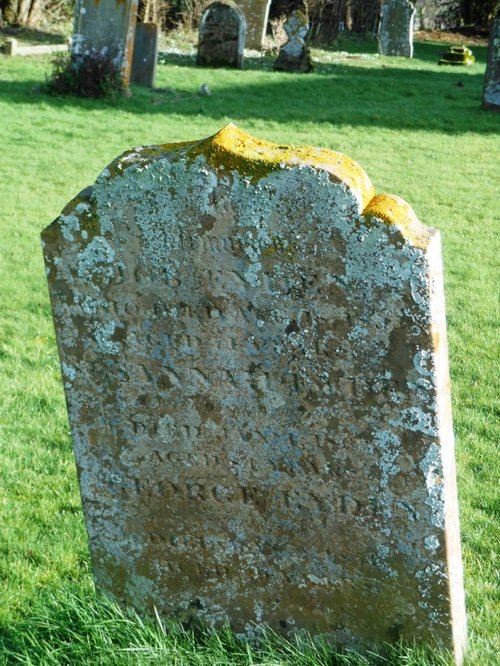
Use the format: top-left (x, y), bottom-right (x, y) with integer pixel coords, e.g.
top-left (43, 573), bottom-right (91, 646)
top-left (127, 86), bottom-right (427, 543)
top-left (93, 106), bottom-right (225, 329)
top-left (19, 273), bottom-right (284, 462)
top-left (273, 10), bottom-right (313, 73)
top-left (42, 124), bottom-right (467, 664)
top-left (131, 23), bottom-right (159, 88)
top-left (482, 14), bottom-right (500, 111)
top-left (197, 1), bottom-right (246, 68)
top-left (237, 0), bottom-right (271, 51)
top-left (378, 0), bottom-right (415, 58)
top-left (72, 0), bottom-right (138, 86)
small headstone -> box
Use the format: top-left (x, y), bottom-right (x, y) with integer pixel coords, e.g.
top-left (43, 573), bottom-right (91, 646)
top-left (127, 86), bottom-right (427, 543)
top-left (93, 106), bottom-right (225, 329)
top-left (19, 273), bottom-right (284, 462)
top-left (482, 15), bottom-right (500, 111)
top-left (197, 1), bottom-right (245, 69)
top-left (378, 0), bottom-right (415, 58)
top-left (273, 10), bottom-right (312, 73)
top-left (42, 124), bottom-right (467, 664)
top-left (5, 37), bottom-right (18, 56)
top-left (237, 0), bottom-right (272, 51)
top-left (72, 0), bottom-right (138, 86)
top-left (438, 45), bottom-right (475, 66)
top-left (131, 23), bottom-right (159, 88)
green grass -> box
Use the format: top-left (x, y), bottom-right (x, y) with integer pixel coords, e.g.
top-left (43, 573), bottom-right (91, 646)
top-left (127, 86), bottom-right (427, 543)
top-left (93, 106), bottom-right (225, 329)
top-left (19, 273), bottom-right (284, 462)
top-left (0, 34), bottom-right (498, 665)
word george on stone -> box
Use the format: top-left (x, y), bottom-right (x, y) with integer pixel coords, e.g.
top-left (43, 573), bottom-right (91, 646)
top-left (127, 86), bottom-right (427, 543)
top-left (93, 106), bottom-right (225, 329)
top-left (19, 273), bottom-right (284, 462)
top-left (482, 14), bottom-right (500, 111)
top-left (72, 0), bottom-right (138, 86)
top-left (42, 124), bottom-right (467, 664)
top-left (197, 1), bottom-right (246, 69)
top-left (378, 0), bottom-right (415, 58)
top-left (273, 10), bottom-right (313, 73)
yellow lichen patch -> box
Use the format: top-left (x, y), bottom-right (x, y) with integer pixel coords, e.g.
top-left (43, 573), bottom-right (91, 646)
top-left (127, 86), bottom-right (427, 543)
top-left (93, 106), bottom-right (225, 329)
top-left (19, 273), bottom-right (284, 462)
top-left (163, 124), bottom-right (375, 210)
top-left (363, 193), bottom-right (432, 249)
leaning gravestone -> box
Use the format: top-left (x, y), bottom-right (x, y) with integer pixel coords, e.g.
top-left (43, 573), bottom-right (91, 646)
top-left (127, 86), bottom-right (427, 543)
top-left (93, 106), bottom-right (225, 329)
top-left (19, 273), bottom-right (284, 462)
top-left (378, 0), bottom-right (415, 58)
top-left (42, 124), bottom-right (467, 663)
top-left (197, 1), bottom-right (245, 69)
top-left (273, 10), bottom-right (313, 73)
top-left (482, 14), bottom-right (500, 111)
top-left (131, 23), bottom-right (159, 88)
top-left (72, 0), bottom-right (138, 86)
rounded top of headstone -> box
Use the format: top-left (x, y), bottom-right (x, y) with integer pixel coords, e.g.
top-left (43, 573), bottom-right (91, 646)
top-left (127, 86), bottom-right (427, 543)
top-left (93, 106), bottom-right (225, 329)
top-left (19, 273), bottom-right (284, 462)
top-left (43, 124), bottom-right (432, 250)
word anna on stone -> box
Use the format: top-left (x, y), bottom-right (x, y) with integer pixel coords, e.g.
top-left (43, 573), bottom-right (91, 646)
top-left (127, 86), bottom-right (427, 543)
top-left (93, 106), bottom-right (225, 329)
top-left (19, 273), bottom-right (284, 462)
top-left (42, 124), bottom-right (467, 664)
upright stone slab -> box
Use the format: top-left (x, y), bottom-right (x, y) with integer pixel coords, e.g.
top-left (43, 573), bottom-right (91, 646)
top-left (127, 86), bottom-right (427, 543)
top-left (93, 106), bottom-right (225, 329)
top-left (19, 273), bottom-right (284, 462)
top-left (42, 125), bottom-right (467, 663)
top-left (378, 0), bottom-right (415, 58)
top-left (273, 10), bottom-right (313, 73)
top-left (72, 0), bottom-right (138, 86)
top-left (237, 0), bottom-right (271, 50)
top-left (197, 1), bottom-right (245, 69)
top-left (131, 23), bottom-right (159, 88)
top-left (482, 15), bottom-right (500, 111)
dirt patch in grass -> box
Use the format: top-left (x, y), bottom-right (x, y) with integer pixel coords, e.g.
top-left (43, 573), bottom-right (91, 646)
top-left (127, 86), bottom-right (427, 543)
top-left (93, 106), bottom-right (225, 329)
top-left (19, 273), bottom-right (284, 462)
top-left (415, 30), bottom-right (488, 46)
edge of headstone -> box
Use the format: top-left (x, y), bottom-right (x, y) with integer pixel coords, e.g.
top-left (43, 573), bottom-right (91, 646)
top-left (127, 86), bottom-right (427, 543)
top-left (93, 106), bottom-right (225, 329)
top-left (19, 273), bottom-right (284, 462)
top-left (42, 124), bottom-right (431, 252)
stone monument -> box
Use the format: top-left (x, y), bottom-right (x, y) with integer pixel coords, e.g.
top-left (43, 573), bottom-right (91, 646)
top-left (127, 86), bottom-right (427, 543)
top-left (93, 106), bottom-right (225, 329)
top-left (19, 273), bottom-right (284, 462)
top-left (482, 14), bottom-right (500, 111)
top-left (197, 1), bottom-right (246, 69)
top-left (42, 124), bottom-right (467, 663)
top-left (72, 0), bottom-right (138, 86)
top-left (273, 10), bottom-right (313, 73)
top-left (131, 23), bottom-right (159, 88)
top-left (378, 0), bottom-right (415, 58)
top-left (237, 0), bottom-right (271, 51)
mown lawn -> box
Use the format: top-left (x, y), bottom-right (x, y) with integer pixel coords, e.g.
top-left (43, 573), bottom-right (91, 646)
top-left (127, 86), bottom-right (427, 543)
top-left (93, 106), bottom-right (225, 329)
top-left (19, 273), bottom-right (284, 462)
top-left (0, 34), bottom-right (498, 665)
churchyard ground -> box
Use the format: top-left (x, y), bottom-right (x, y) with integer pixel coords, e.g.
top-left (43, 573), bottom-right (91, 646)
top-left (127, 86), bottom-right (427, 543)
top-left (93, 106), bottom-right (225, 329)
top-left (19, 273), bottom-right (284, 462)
top-left (0, 30), bottom-right (498, 665)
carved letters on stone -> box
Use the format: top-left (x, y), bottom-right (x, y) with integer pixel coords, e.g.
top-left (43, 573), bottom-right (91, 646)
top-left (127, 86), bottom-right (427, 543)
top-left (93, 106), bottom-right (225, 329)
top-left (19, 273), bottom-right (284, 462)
top-left (42, 124), bottom-right (467, 664)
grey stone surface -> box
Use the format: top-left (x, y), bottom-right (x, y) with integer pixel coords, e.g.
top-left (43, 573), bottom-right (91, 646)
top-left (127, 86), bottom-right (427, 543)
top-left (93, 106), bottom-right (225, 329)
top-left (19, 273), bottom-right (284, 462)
top-left (72, 0), bottom-right (138, 85)
top-left (42, 124), bottom-right (466, 663)
top-left (236, 0), bottom-right (271, 51)
top-left (273, 10), bottom-right (312, 73)
top-left (131, 23), bottom-right (159, 88)
top-left (378, 0), bottom-right (415, 58)
top-left (483, 15), bottom-right (500, 111)
top-left (197, 1), bottom-right (246, 69)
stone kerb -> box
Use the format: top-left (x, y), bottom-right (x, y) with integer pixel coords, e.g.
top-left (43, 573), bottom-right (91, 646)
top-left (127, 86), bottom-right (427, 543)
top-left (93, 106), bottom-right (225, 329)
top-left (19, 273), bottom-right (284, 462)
top-left (378, 0), bottom-right (415, 58)
top-left (42, 124), bottom-right (467, 663)
top-left (197, 1), bottom-right (246, 68)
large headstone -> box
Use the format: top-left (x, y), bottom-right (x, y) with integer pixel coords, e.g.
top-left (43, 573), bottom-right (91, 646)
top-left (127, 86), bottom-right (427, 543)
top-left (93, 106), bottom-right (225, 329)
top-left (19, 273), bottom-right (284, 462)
top-left (482, 15), bottom-right (500, 111)
top-left (378, 0), bottom-right (415, 58)
top-left (197, 1), bottom-right (246, 69)
top-left (72, 0), bottom-right (138, 86)
top-left (237, 0), bottom-right (271, 51)
top-left (42, 124), bottom-right (467, 663)
top-left (273, 10), bottom-right (313, 73)
top-left (131, 23), bottom-right (159, 88)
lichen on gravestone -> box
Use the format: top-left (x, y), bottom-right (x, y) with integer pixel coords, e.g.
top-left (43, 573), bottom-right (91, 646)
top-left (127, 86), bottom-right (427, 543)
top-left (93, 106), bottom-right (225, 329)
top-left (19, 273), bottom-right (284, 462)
top-left (42, 124), bottom-right (467, 664)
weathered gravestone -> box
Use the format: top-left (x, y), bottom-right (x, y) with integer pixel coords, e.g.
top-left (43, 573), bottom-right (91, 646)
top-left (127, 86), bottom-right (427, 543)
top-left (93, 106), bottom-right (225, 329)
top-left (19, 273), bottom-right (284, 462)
top-left (72, 0), bottom-right (138, 86)
top-left (378, 0), bottom-right (415, 58)
top-left (273, 10), bottom-right (313, 73)
top-left (237, 0), bottom-right (271, 51)
top-left (482, 14), bottom-right (500, 111)
top-left (131, 23), bottom-right (159, 88)
top-left (197, 1), bottom-right (245, 69)
top-left (42, 124), bottom-right (467, 663)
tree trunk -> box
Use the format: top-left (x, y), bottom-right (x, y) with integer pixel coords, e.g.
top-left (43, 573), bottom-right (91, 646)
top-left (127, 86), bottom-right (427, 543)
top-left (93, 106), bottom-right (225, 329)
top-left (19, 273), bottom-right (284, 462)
top-left (2, 0), bottom-right (44, 25)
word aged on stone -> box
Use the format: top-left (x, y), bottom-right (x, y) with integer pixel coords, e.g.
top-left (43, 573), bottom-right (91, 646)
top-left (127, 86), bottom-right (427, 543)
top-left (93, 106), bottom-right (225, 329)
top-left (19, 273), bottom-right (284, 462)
top-left (42, 124), bottom-right (467, 663)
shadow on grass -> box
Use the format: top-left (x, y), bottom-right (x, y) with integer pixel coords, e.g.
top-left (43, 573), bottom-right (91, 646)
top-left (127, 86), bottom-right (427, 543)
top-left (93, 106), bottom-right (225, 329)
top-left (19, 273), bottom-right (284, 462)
top-left (0, 43), bottom-right (495, 136)
top-left (0, 25), bottom-right (68, 44)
